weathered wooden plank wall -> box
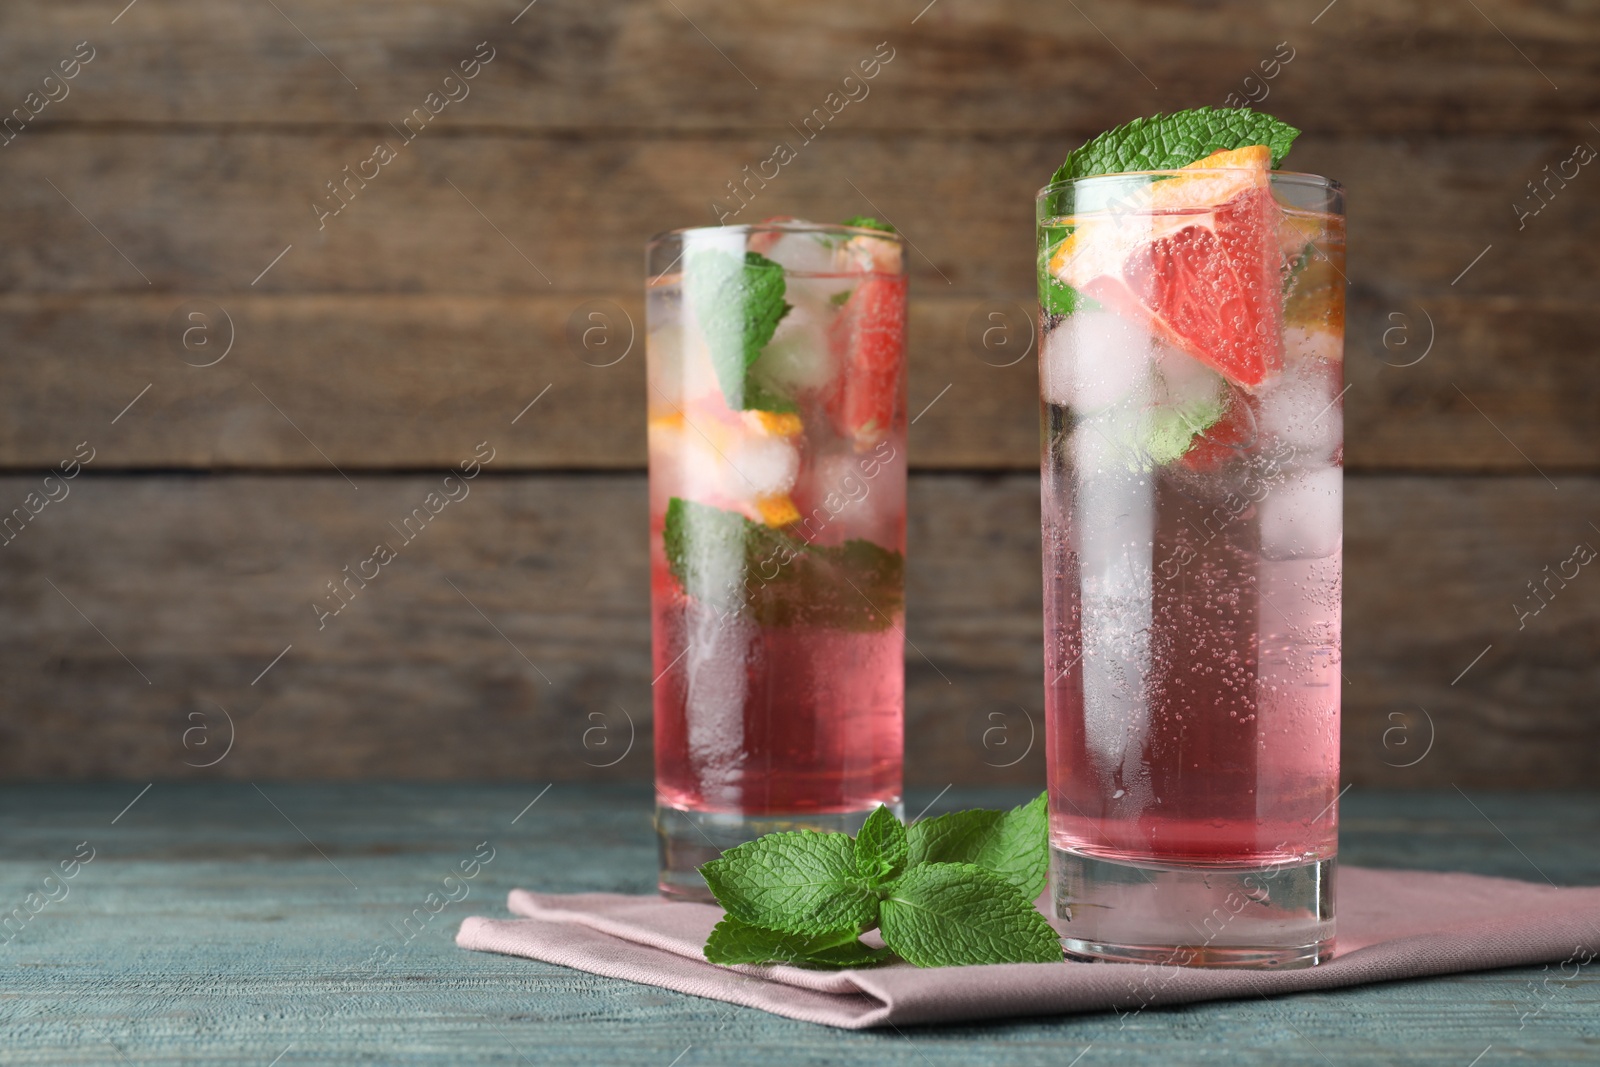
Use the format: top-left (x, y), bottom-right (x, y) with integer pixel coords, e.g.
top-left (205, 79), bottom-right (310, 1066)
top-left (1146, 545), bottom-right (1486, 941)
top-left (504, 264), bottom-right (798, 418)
top-left (0, 1), bottom-right (1593, 785)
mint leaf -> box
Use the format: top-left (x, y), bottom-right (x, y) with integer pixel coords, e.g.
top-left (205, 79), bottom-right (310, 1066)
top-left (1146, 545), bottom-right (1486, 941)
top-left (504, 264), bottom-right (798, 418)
top-left (793, 537), bottom-right (904, 629)
top-left (1142, 392), bottom-right (1228, 466)
top-left (843, 216), bottom-right (896, 233)
top-left (906, 793), bottom-right (1048, 900)
top-left (662, 496), bottom-right (748, 617)
top-left (1038, 223), bottom-right (1101, 317)
top-left (662, 498), bottom-right (904, 632)
top-left (1039, 276), bottom-right (1086, 318)
top-left (854, 806), bottom-right (909, 887)
top-left (704, 915), bottom-right (893, 968)
top-left (1052, 107), bottom-right (1300, 184)
top-left (685, 249), bottom-right (793, 412)
top-left (1038, 224), bottom-right (1084, 317)
top-left (879, 862), bottom-right (1062, 967)
top-left (700, 831), bottom-right (878, 936)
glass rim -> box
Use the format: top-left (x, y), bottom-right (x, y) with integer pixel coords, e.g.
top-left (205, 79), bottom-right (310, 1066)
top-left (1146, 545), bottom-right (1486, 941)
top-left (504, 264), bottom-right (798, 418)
top-left (1036, 169), bottom-right (1341, 201)
top-left (647, 220), bottom-right (906, 249)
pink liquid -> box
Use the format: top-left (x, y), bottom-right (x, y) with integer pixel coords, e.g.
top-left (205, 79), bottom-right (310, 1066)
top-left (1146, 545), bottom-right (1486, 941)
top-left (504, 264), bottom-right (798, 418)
top-left (1040, 198), bottom-right (1344, 872)
top-left (1043, 423), bottom-right (1342, 867)
top-left (652, 560), bottom-right (903, 814)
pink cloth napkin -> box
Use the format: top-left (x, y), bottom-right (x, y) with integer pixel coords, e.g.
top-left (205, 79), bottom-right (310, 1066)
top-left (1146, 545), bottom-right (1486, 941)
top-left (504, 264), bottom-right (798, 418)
top-left (457, 868), bottom-right (1600, 1029)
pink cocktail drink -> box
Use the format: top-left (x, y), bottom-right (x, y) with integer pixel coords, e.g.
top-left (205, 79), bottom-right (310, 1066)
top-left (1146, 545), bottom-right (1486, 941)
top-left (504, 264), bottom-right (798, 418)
top-left (646, 220), bottom-right (908, 899)
top-left (1038, 156), bottom-right (1345, 966)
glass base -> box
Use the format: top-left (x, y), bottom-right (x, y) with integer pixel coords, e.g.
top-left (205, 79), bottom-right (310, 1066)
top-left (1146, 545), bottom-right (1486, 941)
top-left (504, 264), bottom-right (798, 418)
top-left (656, 804), bottom-right (899, 901)
top-left (1050, 847), bottom-right (1335, 969)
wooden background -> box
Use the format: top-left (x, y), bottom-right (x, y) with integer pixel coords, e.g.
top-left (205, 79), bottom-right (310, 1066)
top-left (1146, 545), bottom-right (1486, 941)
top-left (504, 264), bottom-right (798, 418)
top-left (0, 1), bottom-right (1595, 788)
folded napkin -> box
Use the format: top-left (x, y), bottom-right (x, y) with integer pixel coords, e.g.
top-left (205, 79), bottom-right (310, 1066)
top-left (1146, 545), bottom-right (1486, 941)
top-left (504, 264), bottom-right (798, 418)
top-left (457, 868), bottom-right (1600, 1029)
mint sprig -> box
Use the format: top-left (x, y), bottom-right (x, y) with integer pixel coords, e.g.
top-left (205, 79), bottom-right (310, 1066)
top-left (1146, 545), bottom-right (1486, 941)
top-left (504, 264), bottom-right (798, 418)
top-left (662, 497), bottom-right (903, 632)
top-left (842, 215), bottom-right (896, 233)
top-left (685, 249), bottom-right (793, 412)
top-left (1051, 107), bottom-right (1300, 184)
top-left (697, 794), bottom-right (1060, 969)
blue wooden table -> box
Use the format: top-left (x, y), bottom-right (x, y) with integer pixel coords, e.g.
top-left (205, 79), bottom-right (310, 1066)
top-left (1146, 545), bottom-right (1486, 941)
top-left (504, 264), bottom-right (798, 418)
top-left (2, 784), bottom-right (1597, 1065)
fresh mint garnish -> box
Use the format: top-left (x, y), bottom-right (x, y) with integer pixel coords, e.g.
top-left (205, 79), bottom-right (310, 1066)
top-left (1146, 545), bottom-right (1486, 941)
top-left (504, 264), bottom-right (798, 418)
top-left (701, 831), bottom-right (879, 935)
top-left (1051, 107), bottom-right (1300, 184)
top-left (843, 216), bottom-right (896, 233)
top-left (685, 249), bottom-right (794, 412)
top-left (697, 794), bottom-right (1061, 969)
top-left (905, 793), bottom-right (1049, 901)
top-left (704, 915), bottom-right (893, 968)
top-left (879, 862), bottom-right (1063, 968)
top-left (662, 497), bottom-right (903, 632)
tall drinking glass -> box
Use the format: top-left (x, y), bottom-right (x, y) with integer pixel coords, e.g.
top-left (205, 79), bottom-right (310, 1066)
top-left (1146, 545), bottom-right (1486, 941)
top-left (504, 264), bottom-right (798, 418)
top-left (646, 221), bottom-right (909, 899)
top-left (1037, 168), bottom-right (1344, 966)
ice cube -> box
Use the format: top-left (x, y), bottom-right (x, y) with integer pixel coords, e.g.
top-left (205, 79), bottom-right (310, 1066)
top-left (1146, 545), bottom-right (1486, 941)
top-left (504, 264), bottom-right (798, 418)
top-left (1041, 308), bottom-right (1155, 412)
top-left (651, 324), bottom-right (725, 411)
top-left (1285, 325), bottom-right (1342, 364)
top-left (1072, 439), bottom-right (1156, 783)
top-left (750, 299), bottom-right (834, 395)
top-left (685, 607), bottom-right (754, 778)
top-left (1259, 465), bottom-right (1342, 560)
top-left (1153, 342), bottom-right (1224, 411)
top-left (801, 446), bottom-right (904, 547)
top-left (685, 227), bottom-right (747, 261)
top-left (750, 224), bottom-right (838, 274)
top-left (1257, 345), bottom-right (1342, 463)
top-left (727, 433), bottom-right (800, 500)
top-left (671, 427), bottom-right (727, 507)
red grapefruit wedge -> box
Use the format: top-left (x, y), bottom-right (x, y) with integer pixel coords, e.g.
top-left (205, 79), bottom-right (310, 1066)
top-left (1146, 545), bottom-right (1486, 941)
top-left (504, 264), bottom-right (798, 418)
top-left (827, 273), bottom-right (906, 448)
top-left (1050, 146), bottom-right (1284, 389)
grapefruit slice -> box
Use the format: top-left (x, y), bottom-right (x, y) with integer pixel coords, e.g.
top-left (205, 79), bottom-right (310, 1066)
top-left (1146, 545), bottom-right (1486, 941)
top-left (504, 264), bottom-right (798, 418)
top-left (1050, 146), bottom-right (1284, 389)
top-left (827, 273), bottom-right (906, 448)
